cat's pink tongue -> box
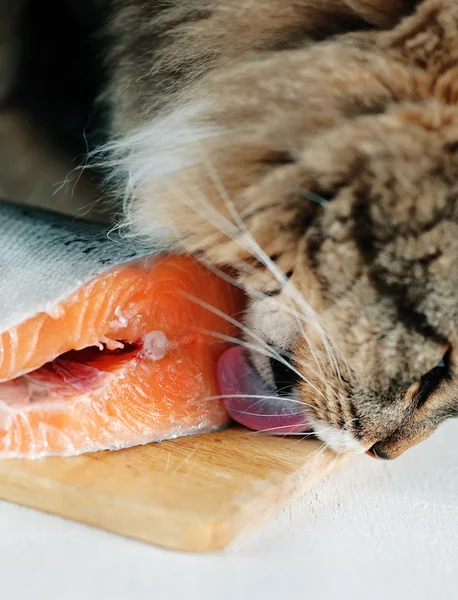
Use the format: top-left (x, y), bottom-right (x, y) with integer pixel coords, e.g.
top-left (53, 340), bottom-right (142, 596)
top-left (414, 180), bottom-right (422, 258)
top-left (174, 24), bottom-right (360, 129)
top-left (217, 346), bottom-right (311, 433)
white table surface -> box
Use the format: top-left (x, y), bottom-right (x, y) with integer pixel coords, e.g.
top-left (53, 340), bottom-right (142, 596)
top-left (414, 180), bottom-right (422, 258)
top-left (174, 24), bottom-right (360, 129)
top-left (2, 419), bottom-right (457, 600)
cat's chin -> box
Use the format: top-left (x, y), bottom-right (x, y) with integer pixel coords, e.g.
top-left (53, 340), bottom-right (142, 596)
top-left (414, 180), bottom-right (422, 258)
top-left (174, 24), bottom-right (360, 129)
top-left (217, 346), bottom-right (312, 434)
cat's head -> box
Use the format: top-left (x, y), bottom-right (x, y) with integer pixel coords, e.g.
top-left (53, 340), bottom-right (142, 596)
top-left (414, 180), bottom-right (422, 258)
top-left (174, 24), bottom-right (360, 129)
top-left (231, 105), bottom-right (458, 459)
top-left (114, 20), bottom-right (458, 459)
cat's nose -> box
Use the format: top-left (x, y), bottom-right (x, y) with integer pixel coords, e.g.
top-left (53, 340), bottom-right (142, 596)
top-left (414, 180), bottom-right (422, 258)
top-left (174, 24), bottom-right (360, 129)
top-left (366, 444), bottom-right (389, 460)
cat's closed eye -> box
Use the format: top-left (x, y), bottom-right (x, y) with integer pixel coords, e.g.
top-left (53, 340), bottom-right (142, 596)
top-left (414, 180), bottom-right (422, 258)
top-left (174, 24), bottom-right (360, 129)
top-left (423, 352), bottom-right (449, 380)
top-left (416, 350), bottom-right (451, 407)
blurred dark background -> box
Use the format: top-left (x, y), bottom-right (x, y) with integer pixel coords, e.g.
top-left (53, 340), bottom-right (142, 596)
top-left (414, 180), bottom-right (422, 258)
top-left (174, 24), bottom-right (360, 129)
top-left (12, 0), bottom-right (111, 157)
top-left (0, 0), bottom-right (112, 218)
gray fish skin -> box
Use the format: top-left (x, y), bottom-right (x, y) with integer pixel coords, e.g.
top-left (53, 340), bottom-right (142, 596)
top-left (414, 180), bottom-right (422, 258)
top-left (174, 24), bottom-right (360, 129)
top-left (0, 201), bottom-right (165, 334)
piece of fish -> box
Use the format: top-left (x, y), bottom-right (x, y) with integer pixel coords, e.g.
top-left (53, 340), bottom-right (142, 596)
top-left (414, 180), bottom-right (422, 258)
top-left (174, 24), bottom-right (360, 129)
top-left (0, 202), bottom-right (243, 458)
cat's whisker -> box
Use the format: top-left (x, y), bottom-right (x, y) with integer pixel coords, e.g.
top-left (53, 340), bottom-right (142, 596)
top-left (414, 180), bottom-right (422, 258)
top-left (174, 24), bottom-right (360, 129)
top-left (183, 291), bottom-right (333, 398)
top-left (297, 187), bottom-right (329, 207)
top-left (309, 417), bottom-right (360, 458)
top-left (182, 291), bottom-right (328, 389)
top-left (195, 327), bottom-right (288, 365)
top-left (193, 257), bottom-right (328, 378)
top-left (170, 190), bottom-right (342, 395)
top-left (197, 156), bottom-right (343, 381)
top-left (242, 415), bottom-right (342, 440)
top-left (195, 327), bottom-right (330, 401)
top-left (201, 394), bottom-right (316, 409)
top-left (197, 253), bottom-right (326, 374)
top-left (247, 425), bottom-right (331, 436)
top-left (170, 171), bottom-right (330, 380)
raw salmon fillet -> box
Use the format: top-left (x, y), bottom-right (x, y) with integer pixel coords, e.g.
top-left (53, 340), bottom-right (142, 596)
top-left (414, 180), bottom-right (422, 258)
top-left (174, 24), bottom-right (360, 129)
top-left (0, 203), bottom-right (243, 458)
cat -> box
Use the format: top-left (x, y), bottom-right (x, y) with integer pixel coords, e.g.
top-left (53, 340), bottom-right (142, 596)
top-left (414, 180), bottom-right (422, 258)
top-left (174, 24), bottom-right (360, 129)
top-left (4, 0), bottom-right (458, 460)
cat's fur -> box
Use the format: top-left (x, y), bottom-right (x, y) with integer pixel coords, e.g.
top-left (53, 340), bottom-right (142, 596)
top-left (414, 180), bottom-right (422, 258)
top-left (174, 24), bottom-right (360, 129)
top-left (4, 0), bottom-right (458, 459)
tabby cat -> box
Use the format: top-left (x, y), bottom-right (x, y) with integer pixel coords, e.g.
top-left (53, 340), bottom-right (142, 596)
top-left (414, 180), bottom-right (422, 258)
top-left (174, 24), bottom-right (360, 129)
top-left (3, 0), bottom-right (458, 459)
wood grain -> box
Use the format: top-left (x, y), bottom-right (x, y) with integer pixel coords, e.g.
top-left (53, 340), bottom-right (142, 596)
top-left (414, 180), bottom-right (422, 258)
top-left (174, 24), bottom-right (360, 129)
top-left (0, 426), bottom-right (346, 552)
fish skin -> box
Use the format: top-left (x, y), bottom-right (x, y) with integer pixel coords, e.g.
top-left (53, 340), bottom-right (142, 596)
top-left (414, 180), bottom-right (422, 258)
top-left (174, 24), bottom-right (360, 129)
top-left (0, 201), bottom-right (169, 334)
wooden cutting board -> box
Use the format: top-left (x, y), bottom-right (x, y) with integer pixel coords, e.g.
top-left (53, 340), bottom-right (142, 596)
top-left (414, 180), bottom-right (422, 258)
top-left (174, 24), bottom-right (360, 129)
top-left (0, 426), bottom-right (346, 552)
